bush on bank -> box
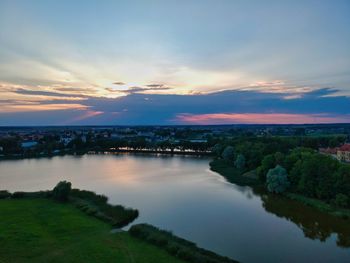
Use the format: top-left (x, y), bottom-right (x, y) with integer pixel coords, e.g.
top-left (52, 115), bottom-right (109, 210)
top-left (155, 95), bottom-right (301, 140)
top-left (129, 223), bottom-right (239, 263)
top-left (70, 188), bottom-right (139, 227)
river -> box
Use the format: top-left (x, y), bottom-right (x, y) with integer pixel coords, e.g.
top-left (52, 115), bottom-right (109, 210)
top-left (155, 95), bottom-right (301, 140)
top-left (0, 154), bottom-right (349, 263)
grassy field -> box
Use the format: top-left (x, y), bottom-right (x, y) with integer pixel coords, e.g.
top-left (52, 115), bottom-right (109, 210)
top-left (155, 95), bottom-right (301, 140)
top-left (0, 198), bottom-right (185, 263)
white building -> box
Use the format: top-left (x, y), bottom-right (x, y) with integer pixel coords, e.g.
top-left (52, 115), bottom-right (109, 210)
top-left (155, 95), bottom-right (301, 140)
top-left (21, 141), bottom-right (38, 148)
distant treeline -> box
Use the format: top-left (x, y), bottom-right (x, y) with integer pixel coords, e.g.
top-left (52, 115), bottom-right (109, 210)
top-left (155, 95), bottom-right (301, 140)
top-left (0, 132), bottom-right (347, 159)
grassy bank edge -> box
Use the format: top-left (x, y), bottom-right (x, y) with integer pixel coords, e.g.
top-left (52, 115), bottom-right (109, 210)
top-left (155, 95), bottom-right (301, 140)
top-left (129, 224), bottom-right (239, 263)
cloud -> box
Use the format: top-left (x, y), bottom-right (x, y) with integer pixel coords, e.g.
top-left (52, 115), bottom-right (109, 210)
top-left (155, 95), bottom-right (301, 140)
top-left (67, 110), bottom-right (104, 123)
top-left (1, 86), bottom-right (349, 125)
top-left (14, 88), bottom-right (84, 98)
top-left (79, 87), bottom-right (350, 124)
top-left (113, 82), bottom-right (125, 85)
top-left (174, 113), bottom-right (350, 125)
top-left (106, 85), bottom-right (172, 95)
top-left (145, 84), bottom-right (164, 88)
top-left (0, 103), bottom-right (88, 113)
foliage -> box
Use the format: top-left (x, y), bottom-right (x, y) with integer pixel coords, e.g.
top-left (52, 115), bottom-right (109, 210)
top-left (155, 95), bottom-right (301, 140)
top-left (52, 181), bottom-right (71, 202)
top-left (11, 191), bottom-right (51, 199)
top-left (266, 165), bottom-right (290, 194)
top-left (0, 190), bottom-right (11, 199)
top-left (234, 154), bottom-right (246, 170)
top-left (212, 143), bottom-right (224, 157)
top-left (257, 154), bottom-right (275, 181)
top-left (333, 194), bottom-right (349, 208)
top-left (71, 189), bottom-right (139, 227)
top-left (210, 159), bottom-right (260, 186)
top-left (221, 146), bottom-right (235, 162)
top-left (129, 224), bottom-right (238, 263)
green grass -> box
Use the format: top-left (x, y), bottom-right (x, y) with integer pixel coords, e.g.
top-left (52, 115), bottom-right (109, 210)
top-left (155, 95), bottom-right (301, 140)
top-left (209, 159), bottom-right (261, 186)
top-left (0, 198), bottom-right (186, 263)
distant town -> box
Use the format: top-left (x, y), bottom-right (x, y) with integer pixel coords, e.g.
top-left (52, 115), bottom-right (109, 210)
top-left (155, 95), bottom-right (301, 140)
top-left (0, 124), bottom-right (349, 162)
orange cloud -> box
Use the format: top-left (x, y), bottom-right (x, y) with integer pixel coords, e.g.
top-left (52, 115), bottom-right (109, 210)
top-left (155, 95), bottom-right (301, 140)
top-left (176, 113), bottom-right (350, 125)
top-left (0, 103), bottom-right (88, 113)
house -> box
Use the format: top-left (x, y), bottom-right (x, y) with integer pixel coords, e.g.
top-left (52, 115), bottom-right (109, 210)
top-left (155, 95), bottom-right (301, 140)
top-left (60, 136), bottom-right (73, 146)
top-left (337, 144), bottom-right (350, 163)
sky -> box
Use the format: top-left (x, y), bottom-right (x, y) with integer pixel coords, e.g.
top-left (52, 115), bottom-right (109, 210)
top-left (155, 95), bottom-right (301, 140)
top-left (0, 0), bottom-right (349, 125)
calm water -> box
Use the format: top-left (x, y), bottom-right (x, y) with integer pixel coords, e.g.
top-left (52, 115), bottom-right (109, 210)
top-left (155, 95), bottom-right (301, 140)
top-left (0, 154), bottom-right (349, 263)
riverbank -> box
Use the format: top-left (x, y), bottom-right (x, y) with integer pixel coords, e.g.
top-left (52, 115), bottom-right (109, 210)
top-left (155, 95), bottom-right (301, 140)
top-left (209, 158), bottom-right (350, 219)
top-left (209, 159), bottom-right (261, 186)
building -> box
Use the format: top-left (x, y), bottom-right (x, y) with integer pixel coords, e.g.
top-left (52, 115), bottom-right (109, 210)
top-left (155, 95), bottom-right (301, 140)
top-left (21, 141), bottom-right (38, 149)
top-left (319, 147), bottom-right (338, 158)
top-left (337, 144), bottom-right (350, 163)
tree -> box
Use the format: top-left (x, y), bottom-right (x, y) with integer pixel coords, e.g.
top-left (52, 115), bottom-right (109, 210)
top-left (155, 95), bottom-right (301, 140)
top-left (221, 146), bottom-right (235, 162)
top-left (52, 181), bottom-right (72, 202)
top-left (266, 165), bottom-right (290, 194)
top-left (212, 143), bottom-right (223, 157)
top-left (234, 154), bottom-right (246, 170)
top-left (257, 154), bottom-right (275, 181)
top-left (274, 152), bottom-right (284, 165)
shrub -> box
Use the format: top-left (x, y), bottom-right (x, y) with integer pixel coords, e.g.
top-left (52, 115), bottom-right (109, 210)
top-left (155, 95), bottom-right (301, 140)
top-left (52, 181), bottom-right (71, 202)
top-left (12, 192), bottom-right (25, 198)
top-left (0, 190), bottom-right (11, 199)
top-left (129, 224), bottom-right (238, 263)
top-left (71, 189), bottom-right (138, 227)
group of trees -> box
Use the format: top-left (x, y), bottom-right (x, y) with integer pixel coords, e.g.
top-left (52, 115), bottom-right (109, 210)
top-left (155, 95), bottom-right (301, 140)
top-left (257, 148), bottom-right (350, 207)
top-left (213, 135), bottom-right (350, 208)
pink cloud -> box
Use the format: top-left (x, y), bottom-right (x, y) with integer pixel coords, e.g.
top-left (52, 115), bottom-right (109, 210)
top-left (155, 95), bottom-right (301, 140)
top-left (175, 113), bottom-right (350, 125)
top-left (69, 110), bottom-right (104, 123)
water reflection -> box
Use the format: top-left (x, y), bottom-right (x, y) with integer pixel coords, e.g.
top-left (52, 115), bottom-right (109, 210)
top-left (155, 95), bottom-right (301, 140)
top-left (260, 192), bottom-right (350, 247)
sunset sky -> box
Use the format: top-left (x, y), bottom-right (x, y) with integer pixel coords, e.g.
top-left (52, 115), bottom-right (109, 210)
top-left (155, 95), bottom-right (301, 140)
top-left (0, 0), bottom-right (349, 125)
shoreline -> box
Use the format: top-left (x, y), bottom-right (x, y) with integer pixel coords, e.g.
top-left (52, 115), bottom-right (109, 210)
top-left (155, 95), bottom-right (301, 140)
top-left (0, 148), bottom-right (213, 161)
top-left (209, 158), bottom-right (350, 219)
